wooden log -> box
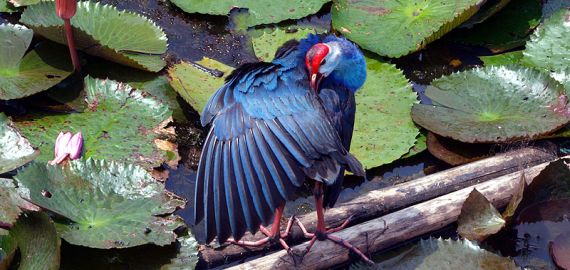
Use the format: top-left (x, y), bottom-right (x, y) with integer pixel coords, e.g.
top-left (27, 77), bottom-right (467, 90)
top-left (199, 147), bottom-right (555, 268)
top-left (228, 157), bottom-right (555, 270)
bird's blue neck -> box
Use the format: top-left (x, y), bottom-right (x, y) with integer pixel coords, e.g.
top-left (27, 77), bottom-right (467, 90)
top-left (326, 56), bottom-right (366, 93)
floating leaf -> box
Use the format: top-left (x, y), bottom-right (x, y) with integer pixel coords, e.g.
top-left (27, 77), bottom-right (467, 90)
top-left (351, 58), bottom-right (418, 168)
top-left (402, 130), bottom-right (427, 158)
top-left (8, 0), bottom-right (39, 7)
top-left (412, 66), bottom-right (570, 143)
top-left (14, 159), bottom-right (185, 249)
top-left (502, 173), bottom-right (526, 222)
top-left (14, 76), bottom-right (173, 170)
top-left (480, 51), bottom-right (523, 67)
top-left (457, 189), bottom-right (505, 242)
top-left (542, 0), bottom-right (570, 19)
top-left (332, 0), bottom-right (481, 57)
top-left (160, 234), bottom-right (200, 270)
top-left (86, 61), bottom-right (187, 121)
top-left (10, 212), bottom-right (60, 270)
top-left (170, 0), bottom-right (329, 27)
top-left (523, 8), bottom-right (570, 90)
top-left (518, 198), bottom-right (570, 224)
top-left (0, 113), bottom-right (38, 174)
top-left (20, 1), bottom-right (168, 72)
top-left (0, 180), bottom-right (23, 226)
top-left (459, 0), bottom-right (511, 28)
top-left (167, 58), bottom-right (234, 114)
top-left (0, 23), bottom-right (72, 100)
top-left (427, 132), bottom-right (490, 166)
top-left (452, 0), bottom-right (541, 53)
top-left (0, 1), bottom-right (17, 13)
top-left (375, 238), bottom-right (518, 270)
top-left (0, 229), bottom-right (17, 270)
top-left (252, 27), bottom-right (320, 62)
top-left (516, 159), bottom-right (570, 222)
top-left (550, 233), bottom-right (570, 269)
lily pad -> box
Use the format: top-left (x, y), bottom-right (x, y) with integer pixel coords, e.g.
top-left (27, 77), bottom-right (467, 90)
top-left (351, 58), bottom-right (419, 168)
top-left (14, 159), bottom-right (185, 249)
top-left (167, 58), bottom-right (234, 114)
top-left (0, 113), bottom-right (38, 174)
top-left (0, 180), bottom-right (23, 226)
top-left (8, 0), bottom-right (39, 7)
top-left (402, 130), bottom-right (427, 158)
top-left (459, 0), bottom-right (511, 28)
top-left (0, 1), bottom-right (17, 13)
top-left (452, 0), bottom-right (541, 53)
top-left (10, 212), bottom-right (60, 270)
top-left (502, 173), bottom-right (526, 222)
top-left (457, 189), bottom-right (505, 242)
top-left (480, 51), bottom-right (523, 66)
top-left (523, 8), bottom-right (570, 90)
top-left (170, 0), bottom-right (329, 27)
top-left (550, 232), bottom-right (570, 269)
top-left (427, 132), bottom-right (491, 166)
top-left (86, 61), bottom-right (187, 121)
top-left (375, 238), bottom-right (518, 270)
top-left (331, 0), bottom-right (481, 57)
top-left (516, 159), bottom-right (570, 221)
top-left (20, 1), bottom-right (168, 72)
top-left (160, 234), bottom-right (200, 270)
top-left (0, 23), bottom-right (73, 100)
top-left (14, 76), bottom-right (173, 170)
top-left (252, 27), bottom-right (325, 62)
top-left (0, 229), bottom-right (17, 270)
top-left (412, 66), bottom-right (570, 143)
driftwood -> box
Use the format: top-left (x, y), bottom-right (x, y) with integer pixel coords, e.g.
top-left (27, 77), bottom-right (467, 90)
top-left (227, 156), bottom-right (556, 270)
top-left (199, 147), bottom-right (555, 268)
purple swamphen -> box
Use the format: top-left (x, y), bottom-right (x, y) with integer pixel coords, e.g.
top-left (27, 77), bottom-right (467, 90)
top-left (192, 34), bottom-right (370, 263)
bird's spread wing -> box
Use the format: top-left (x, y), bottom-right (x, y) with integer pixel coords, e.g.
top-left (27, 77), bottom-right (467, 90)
top-left (194, 63), bottom-right (364, 243)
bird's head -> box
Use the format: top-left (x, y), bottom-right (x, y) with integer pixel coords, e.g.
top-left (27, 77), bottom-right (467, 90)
top-left (304, 36), bottom-right (366, 93)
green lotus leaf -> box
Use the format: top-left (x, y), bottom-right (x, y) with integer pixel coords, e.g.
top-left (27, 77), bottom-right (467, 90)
top-left (373, 238), bottom-right (518, 270)
top-left (20, 1), bottom-right (167, 72)
top-left (332, 0), bottom-right (481, 57)
top-left (10, 212), bottom-right (60, 270)
top-left (412, 66), bottom-right (570, 143)
top-left (170, 0), bottom-right (329, 27)
top-left (457, 189), bottom-right (505, 242)
top-left (86, 61), bottom-right (187, 121)
top-left (542, 0), bottom-right (570, 19)
top-left (460, 0), bottom-right (511, 28)
top-left (0, 113), bottom-right (38, 174)
top-left (0, 23), bottom-right (73, 100)
top-left (0, 178), bottom-right (27, 226)
top-left (523, 8), bottom-right (570, 90)
top-left (452, 0), bottom-right (541, 53)
top-left (252, 27), bottom-right (323, 62)
top-left (14, 76), bottom-right (173, 170)
top-left (14, 159), bottom-right (185, 249)
top-left (351, 58), bottom-right (418, 168)
top-left (160, 234), bottom-right (199, 270)
top-left (0, 1), bottom-right (17, 12)
top-left (480, 51), bottom-right (524, 66)
top-left (0, 229), bottom-right (17, 270)
top-left (8, 0), bottom-right (39, 7)
top-left (402, 130), bottom-right (427, 158)
top-left (167, 58), bottom-right (234, 114)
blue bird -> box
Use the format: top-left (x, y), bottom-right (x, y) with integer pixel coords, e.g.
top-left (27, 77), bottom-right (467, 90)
top-left (193, 34), bottom-right (370, 262)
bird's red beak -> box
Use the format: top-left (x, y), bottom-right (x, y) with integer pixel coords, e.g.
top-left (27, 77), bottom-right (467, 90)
top-left (306, 43), bottom-right (329, 91)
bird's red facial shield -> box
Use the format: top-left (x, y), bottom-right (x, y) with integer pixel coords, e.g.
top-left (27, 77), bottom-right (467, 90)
top-left (305, 43), bottom-right (329, 91)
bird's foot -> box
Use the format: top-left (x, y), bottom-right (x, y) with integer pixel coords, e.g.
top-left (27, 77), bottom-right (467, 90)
top-left (294, 216), bottom-right (373, 265)
top-left (226, 215), bottom-right (295, 253)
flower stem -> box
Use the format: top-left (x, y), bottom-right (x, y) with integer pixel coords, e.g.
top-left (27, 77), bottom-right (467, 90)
top-left (64, 19), bottom-right (80, 71)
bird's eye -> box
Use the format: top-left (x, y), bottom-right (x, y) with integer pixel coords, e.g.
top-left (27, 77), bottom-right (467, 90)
top-left (321, 59), bottom-right (327, 65)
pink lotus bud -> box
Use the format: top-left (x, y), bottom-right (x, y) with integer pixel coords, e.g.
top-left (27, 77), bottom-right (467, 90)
top-left (56, 0), bottom-right (77, 20)
top-left (67, 132), bottom-right (83, 159)
top-left (49, 131), bottom-right (83, 165)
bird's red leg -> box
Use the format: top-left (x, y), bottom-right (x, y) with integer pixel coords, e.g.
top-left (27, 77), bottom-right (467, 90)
top-left (227, 205), bottom-right (294, 251)
top-left (295, 182), bottom-right (373, 264)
